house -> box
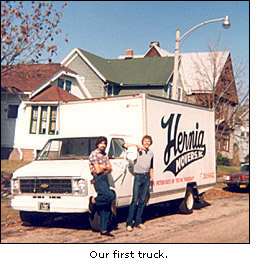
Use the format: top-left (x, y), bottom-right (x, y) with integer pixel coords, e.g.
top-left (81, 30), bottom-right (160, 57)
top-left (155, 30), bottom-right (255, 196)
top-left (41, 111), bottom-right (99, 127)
top-left (62, 42), bottom-right (239, 159)
top-left (2, 41), bottom-right (239, 161)
top-left (234, 109), bottom-right (249, 163)
top-left (61, 46), bottom-right (175, 98)
top-left (1, 63), bottom-right (92, 160)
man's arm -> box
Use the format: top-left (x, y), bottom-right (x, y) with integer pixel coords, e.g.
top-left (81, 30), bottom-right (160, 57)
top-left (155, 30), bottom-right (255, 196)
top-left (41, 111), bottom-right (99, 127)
top-left (150, 157), bottom-right (154, 183)
top-left (93, 163), bottom-right (112, 174)
top-left (123, 143), bottom-right (143, 151)
top-left (149, 168), bottom-right (154, 184)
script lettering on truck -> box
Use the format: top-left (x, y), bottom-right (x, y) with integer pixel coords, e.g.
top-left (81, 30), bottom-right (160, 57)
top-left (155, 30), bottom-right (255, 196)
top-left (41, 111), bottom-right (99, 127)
top-left (161, 113), bottom-right (206, 176)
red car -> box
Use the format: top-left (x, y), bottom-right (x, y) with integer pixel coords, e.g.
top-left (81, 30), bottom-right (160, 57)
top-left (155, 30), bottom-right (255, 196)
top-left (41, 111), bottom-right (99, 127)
top-left (224, 164), bottom-right (249, 190)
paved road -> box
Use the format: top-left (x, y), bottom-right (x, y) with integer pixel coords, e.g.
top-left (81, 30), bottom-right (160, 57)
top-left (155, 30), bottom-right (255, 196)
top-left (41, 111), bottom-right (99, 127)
top-left (1, 192), bottom-right (249, 243)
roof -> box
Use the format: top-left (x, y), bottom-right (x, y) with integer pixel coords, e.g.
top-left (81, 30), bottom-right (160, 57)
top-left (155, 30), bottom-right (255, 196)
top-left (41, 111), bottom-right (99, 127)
top-left (28, 85), bottom-right (80, 102)
top-left (78, 48), bottom-right (174, 86)
top-left (1, 63), bottom-right (77, 93)
top-left (179, 51), bottom-right (230, 93)
top-left (144, 45), bottom-right (173, 57)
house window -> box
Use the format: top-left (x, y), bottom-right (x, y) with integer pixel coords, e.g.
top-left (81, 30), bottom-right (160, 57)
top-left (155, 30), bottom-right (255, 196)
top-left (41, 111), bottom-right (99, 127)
top-left (216, 131), bottom-right (230, 152)
top-left (65, 80), bottom-right (72, 93)
top-left (58, 78), bottom-right (72, 93)
top-left (30, 106), bottom-right (38, 134)
top-left (167, 83), bottom-right (172, 98)
top-left (58, 78), bottom-right (64, 89)
top-left (48, 106), bottom-right (57, 135)
top-left (7, 105), bottom-right (19, 118)
top-left (177, 87), bottom-right (183, 101)
top-left (39, 106), bottom-right (48, 134)
top-left (29, 106), bottom-right (58, 135)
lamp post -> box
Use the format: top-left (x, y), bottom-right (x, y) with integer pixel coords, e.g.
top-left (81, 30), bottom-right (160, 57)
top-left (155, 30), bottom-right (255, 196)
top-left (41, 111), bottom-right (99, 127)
top-left (171, 16), bottom-right (231, 100)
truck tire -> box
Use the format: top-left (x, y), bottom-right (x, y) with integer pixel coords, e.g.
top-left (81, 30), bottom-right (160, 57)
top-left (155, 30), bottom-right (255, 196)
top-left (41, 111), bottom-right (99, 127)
top-left (88, 210), bottom-right (101, 232)
top-left (88, 209), bottom-right (115, 232)
top-left (179, 187), bottom-right (194, 214)
top-left (89, 190), bottom-right (117, 232)
top-left (20, 211), bottom-right (43, 226)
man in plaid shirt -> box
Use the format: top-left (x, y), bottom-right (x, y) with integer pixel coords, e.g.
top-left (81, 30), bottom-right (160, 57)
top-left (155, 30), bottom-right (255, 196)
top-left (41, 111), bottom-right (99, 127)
top-left (89, 136), bottom-right (115, 237)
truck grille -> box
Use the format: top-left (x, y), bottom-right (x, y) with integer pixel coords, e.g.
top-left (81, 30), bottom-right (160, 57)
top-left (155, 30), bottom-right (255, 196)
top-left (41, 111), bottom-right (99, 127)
top-left (20, 178), bottom-right (72, 194)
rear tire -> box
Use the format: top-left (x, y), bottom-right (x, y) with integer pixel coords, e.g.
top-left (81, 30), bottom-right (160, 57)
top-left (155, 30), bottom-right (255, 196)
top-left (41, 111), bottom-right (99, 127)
top-left (179, 187), bottom-right (194, 214)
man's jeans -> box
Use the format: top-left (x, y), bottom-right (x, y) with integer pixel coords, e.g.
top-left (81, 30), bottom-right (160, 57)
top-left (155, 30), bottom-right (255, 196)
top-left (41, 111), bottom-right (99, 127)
top-left (93, 174), bottom-right (115, 232)
top-left (126, 173), bottom-right (150, 227)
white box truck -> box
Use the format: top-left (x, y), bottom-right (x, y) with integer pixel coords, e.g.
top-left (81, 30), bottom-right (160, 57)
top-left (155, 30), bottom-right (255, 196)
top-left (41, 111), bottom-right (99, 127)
top-left (11, 94), bottom-right (216, 231)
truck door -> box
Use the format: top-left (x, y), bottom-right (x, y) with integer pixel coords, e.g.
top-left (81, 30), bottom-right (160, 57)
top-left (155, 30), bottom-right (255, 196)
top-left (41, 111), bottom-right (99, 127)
top-left (108, 138), bottom-right (133, 206)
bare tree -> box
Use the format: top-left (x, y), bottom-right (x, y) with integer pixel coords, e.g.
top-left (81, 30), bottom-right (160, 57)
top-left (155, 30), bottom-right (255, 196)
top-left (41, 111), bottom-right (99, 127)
top-left (188, 36), bottom-right (249, 159)
top-left (1, 1), bottom-right (68, 75)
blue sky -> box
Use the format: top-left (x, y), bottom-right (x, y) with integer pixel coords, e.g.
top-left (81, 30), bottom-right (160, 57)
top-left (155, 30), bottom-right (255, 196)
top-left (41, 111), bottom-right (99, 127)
top-left (52, 0), bottom-right (249, 69)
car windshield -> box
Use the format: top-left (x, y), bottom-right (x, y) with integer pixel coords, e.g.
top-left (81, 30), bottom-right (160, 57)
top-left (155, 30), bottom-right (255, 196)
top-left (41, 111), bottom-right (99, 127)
top-left (36, 137), bottom-right (98, 160)
top-left (240, 165), bottom-right (249, 172)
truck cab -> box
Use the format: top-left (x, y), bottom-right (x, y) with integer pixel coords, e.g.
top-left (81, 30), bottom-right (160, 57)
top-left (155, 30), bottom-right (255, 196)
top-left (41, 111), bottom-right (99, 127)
top-left (11, 135), bottom-right (134, 228)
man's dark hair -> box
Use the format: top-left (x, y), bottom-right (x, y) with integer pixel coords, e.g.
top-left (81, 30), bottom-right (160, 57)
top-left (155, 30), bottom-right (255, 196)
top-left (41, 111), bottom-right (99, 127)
top-left (95, 136), bottom-right (107, 147)
top-left (142, 135), bottom-right (153, 145)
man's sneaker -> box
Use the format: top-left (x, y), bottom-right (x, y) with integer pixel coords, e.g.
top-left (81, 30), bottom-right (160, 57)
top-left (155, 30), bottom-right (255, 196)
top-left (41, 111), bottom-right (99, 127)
top-left (136, 224), bottom-right (146, 229)
top-left (126, 225), bottom-right (133, 232)
top-left (89, 196), bottom-right (95, 213)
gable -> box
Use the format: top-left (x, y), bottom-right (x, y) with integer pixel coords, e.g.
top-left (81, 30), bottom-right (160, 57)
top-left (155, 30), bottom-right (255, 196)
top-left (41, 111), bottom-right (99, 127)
top-left (145, 46), bottom-right (161, 57)
top-left (1, 63), bottom-right (77, 93)
top-left (28, 85), bottom-right (80, 102)
top-left (215, 54), bottom-right (239, 104)
top-left (180, 51), bottom-right (230, 93)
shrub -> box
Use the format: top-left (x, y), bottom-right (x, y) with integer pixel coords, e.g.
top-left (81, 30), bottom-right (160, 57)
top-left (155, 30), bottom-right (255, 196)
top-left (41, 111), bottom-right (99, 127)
top-left (217, 152), bottom-right (231, 166)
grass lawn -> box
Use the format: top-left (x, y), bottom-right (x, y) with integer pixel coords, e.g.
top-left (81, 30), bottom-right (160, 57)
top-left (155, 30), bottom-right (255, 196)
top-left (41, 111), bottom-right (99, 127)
top-left (1, 160), bottom-right (31, 176)
top-left (217, 165), bottom-right (240, 177)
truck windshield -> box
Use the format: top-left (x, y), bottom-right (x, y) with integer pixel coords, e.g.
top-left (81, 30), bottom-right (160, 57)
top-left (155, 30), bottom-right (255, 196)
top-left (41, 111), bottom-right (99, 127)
top-left (36, 137), bottom-right (98, 160)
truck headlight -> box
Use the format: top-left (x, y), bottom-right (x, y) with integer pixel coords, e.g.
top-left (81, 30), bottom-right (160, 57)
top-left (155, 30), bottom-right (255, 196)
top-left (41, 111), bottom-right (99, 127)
top-left (72, 179), bottom-right (87, 195)
top-left (12, 179), bottom-right (19, 195)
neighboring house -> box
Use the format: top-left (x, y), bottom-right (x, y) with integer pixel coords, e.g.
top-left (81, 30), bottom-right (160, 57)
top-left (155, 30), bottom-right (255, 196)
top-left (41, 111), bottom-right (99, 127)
top-left (234, 109), bottom-right (249, 163)
top-left (61, 46), bottom-right (175, 98)
top-left (1, 63), bottom-right (92, 160)
top-left (62, 42), bottom-right (238, 159)
top-left (179, 51), bottom-right (239, 159)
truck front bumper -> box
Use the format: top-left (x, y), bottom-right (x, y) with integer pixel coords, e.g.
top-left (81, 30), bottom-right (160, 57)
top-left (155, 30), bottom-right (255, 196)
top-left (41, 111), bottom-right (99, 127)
top-left (11, 195), bottom-right (90, 213)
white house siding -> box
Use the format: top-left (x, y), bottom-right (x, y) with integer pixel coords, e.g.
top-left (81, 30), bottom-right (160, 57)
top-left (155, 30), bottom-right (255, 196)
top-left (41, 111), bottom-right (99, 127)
top-left (1, 93), bottom-right (21, 149)
top-left (234, 121), bottom-right (249, 163)
top-left (52, 76), bottom-right (86, 99)
top-left (66, 55), bottom-right (104, 98)
top-left (14, 103), bottom-right (59, 150)
top-left (116, 86), bottom-right (167, 98)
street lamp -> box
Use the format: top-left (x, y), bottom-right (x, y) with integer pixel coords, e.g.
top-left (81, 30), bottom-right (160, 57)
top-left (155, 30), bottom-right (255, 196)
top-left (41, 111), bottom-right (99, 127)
top-left (171, 16), bottom-right (231, 100)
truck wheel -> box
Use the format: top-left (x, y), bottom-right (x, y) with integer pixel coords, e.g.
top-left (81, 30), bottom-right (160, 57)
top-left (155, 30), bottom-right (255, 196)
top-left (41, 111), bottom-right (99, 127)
top-left (88, 209), bottom-right (115, 232)
top-left (20, 211), bottom-right (43, 226)
top-left (179, 187), bottom-right (194, 214)
top-left (88, 210), bottom-right (100, 232)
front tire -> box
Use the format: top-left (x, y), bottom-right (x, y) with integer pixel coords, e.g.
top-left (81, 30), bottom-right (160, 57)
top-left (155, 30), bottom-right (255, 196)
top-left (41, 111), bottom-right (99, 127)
top-left (20, 211), bottom-right (46, 226)
top-left (179, 187), bottom-right (194, 214)
top-left (88, 209), bottom-right (115, 232)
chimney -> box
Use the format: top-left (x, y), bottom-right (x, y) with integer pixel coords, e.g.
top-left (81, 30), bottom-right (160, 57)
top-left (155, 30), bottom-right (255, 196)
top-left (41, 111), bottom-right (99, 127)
top-left (150, 41), bottom-right (160, 47)
top-left (125, 49), bottom-right (133, 59)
